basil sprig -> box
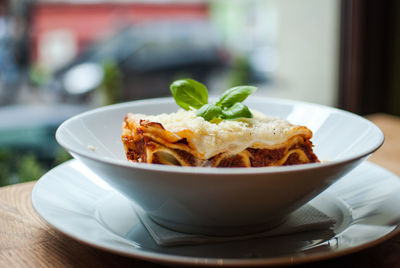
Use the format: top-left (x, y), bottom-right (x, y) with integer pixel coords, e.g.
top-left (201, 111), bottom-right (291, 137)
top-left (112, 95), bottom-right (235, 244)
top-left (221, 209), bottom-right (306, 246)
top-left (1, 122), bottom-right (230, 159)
top-left (170, 79), bottom-right (208, 110)
top-left (216, 86), bottom-right (257, 108)
top-left (170, 79), bottom-right (257, 122)
top-left (195, 103), bottom-right (222, 121)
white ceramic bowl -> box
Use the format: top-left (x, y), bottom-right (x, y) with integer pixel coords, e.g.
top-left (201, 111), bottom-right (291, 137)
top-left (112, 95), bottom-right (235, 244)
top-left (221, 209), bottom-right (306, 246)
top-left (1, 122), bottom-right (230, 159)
top-left (56, 97), bottom-right (384, 236)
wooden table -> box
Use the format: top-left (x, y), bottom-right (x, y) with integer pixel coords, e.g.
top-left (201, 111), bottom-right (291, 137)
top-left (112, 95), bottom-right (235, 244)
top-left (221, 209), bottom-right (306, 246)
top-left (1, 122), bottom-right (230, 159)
top-left (1, 113), bottom-right (400, 267)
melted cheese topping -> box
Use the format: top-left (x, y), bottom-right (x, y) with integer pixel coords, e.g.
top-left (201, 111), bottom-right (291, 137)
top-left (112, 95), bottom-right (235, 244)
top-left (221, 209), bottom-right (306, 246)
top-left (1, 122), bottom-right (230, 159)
top-left (127, 109), bottom-right (312, 159)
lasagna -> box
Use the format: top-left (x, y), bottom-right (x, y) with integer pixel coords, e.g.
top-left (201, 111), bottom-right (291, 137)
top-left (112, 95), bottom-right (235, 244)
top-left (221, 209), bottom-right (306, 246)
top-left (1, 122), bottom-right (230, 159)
top-left (121, 110), bottom-right (319, 167)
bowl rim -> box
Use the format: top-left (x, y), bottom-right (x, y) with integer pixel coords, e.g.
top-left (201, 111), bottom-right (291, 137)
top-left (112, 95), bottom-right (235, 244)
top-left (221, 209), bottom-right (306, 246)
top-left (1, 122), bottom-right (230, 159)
top-left (55, 97), bottom-right (384, 175)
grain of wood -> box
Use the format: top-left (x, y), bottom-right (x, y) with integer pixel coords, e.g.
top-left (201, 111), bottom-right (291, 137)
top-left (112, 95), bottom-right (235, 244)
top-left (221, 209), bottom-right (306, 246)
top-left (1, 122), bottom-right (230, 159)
top-left (0, 182), bottom-right (163, 268)
top-left (367, 113), bottom-right (400, 176)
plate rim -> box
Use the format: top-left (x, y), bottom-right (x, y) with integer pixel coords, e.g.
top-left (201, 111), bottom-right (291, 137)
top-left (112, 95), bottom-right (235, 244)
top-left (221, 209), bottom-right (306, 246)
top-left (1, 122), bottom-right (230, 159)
top-left (31, 160), bottom-right (400, 266)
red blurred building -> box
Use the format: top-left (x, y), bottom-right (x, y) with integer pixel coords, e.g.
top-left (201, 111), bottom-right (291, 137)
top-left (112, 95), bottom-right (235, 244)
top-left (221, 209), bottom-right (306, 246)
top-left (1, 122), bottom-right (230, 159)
top-left (31, 1), bottom-right (209, 68)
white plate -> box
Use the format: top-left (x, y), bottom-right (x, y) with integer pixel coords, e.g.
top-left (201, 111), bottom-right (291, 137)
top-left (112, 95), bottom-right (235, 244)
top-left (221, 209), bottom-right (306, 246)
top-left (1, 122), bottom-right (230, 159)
top-left (32, 160), bottom-right (400, 266)
top-left (55, 97), bottom-right (384, 235)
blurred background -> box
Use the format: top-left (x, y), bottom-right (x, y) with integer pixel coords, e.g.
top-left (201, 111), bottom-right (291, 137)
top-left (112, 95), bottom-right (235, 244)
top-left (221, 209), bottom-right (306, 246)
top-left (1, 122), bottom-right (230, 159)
top-left (0, 0), bottom-right (399, 186)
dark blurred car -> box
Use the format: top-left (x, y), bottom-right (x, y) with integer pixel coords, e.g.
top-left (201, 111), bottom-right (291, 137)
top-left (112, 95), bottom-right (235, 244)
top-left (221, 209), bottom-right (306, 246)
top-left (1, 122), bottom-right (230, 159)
top-left (49, 20), bottom-right (229, 103)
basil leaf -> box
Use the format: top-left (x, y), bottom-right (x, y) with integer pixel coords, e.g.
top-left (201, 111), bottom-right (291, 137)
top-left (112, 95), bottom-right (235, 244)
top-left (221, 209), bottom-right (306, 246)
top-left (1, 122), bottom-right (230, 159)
top-left (216, 86), bottom-right (257, 108)
top-left (170, 79), bottom-right (208, 110)
top-left (209, 117), bottom-right (223, 124)
top-left (221, 102), bottom-right (253, 119)
top-left (196, 104), bottom-right (223, 121)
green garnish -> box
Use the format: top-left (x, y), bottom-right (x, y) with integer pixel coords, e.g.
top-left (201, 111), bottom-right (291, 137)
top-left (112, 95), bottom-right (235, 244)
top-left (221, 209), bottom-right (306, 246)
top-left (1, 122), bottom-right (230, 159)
top-left (216, 86), bottom-right (257, 108)
top-left (169, 79), bottom-right (208, 110)
top-left (170, 79), bottom-right (257, 122)
top-left (195, 103), bottom-right (222, 121)
top-left (221, 102), bottom-right (253, 119)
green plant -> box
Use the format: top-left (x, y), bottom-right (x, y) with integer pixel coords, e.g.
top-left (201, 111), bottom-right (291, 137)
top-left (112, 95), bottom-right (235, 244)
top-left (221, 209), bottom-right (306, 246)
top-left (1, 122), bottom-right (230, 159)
top-left (0, 149), bottom-right (11, 186)
top-left (0, 149), bottom-right (46, 186)
top-left (100, 60), bottom-right (123, 105)
top-left (227, 56), bottom-right (251, 88)
top-left (16, 153), bottom-right (46, 183)
top-left (53, 147), bottom-right (72, 167)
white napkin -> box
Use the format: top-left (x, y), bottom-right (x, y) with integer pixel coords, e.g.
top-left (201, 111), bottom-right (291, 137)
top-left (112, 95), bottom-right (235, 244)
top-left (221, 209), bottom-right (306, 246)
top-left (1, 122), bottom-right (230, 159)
top-left (135, 205), bottom-right (336, 247)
